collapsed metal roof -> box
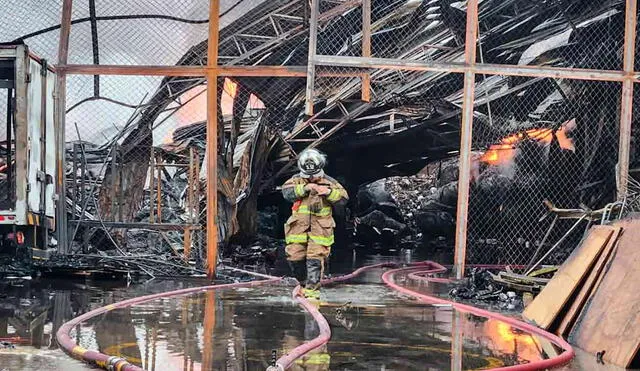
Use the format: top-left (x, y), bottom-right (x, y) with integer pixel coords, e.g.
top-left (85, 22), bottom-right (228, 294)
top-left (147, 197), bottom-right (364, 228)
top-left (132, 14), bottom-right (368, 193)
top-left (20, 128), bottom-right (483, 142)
top-left (1, 0), bottom-right (630, 191)
top-left (1, 0), bottom-right (631, 269)
top-left (0, 0), bottom-right (268, 144)
top-left (1, 0), bottom-right (627, 152)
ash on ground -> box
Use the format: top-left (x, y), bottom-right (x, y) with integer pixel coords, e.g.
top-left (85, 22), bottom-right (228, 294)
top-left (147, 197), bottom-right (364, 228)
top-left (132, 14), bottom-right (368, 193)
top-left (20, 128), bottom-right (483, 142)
top-left (449, 268), bottom-right (523, 311)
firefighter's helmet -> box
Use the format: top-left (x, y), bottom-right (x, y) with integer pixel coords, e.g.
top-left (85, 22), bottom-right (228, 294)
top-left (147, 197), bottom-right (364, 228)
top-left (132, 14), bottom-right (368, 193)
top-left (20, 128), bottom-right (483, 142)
top-left (298, 148), bottom-right (326, 178)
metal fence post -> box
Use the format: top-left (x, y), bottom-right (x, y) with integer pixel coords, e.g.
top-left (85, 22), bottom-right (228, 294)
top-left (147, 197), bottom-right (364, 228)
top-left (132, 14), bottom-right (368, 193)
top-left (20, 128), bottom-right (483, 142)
top-left (618, 0), bottom-right (637, 200)
top-left (56, 0), bottom-right (73, 253)
top-left (453, 0), bottom-right (479, 280)
top-left (361, 0), bottom-right (371, 102)
top-left (304, 0), bottom-right (320, 116)
top-left (206, 0), bottom-right (220, 279)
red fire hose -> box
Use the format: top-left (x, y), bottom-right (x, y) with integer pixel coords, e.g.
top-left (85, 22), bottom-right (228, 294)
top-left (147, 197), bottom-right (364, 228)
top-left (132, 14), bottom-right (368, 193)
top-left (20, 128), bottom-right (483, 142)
top-left (57, 261), bottom-right (574, 371)
top-left (407, 261), bottom-right (450, 283)
top-left (268, 285), bottom-right (331, 371)
top-left (382, 262), bottom-right (575, 371)
top-left (55, 262), bottom-right (410, 371)
top-left (270, 262), bottom-right (419, 370)
top-left (54, 264), bottom-right (389, 371)
top-left (407, 263), bottom-right (531, 284)
top-left (56, 279), bottom-right (281, 371)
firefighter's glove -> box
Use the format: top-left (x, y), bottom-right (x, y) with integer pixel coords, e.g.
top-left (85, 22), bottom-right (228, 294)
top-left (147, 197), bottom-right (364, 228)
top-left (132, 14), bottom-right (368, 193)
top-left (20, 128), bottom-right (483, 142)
top-left (309, 194), bottom-right (323, 213)
top-left (315, 186), bottom-right (331, 196)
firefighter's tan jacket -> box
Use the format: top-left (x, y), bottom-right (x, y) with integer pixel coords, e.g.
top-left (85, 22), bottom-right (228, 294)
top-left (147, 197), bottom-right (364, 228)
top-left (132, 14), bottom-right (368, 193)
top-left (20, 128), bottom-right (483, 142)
top-left (281, 174), bottom-right (348, 260)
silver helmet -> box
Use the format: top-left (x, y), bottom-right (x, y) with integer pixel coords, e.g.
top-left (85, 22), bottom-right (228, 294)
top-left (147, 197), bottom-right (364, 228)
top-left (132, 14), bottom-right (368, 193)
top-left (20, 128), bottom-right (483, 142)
top-left (297, 148), bottom-right (327, 178)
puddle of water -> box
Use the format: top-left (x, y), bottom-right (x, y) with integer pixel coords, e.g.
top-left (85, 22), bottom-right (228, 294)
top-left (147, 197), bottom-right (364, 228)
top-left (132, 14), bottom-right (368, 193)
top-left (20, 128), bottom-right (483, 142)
top-left (0, 276), bottom-right (222, 370)
top-left (0, 253), bottom-right (623, 371)
top-left (66, 271), bottom-right (545, 370)
top-left (0, 350), bottom-right (89, 370)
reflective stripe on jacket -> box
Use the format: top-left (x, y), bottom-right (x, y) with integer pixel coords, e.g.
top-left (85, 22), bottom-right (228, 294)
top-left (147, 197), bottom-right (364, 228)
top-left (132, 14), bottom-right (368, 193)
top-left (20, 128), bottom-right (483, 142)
top-left (282, 174), bottom-right (348, 248)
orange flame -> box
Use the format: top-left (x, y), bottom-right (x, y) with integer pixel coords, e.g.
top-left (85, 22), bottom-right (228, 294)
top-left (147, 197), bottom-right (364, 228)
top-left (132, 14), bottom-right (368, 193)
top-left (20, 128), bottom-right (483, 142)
top-left (484, 319), bottom-right (539, 362)
top-left (224, 78), bottom-right (238, 99)
top-left (162, 79), bottom-right (239, 144)
top-left (481, 144), bottom-right (518, 166)
top-left (221, 78), bottom-right (238, 115)
top-left (163, 128), bottom-right (175, 144)
top-left (480, 119), bottom-right (576, 166)
top-left (162, 78), bottom-right (265, 144)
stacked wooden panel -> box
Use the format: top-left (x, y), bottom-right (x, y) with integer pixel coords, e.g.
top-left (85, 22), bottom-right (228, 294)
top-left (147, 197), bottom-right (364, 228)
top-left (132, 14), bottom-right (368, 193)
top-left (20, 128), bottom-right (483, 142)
top-left (523, 221), bottom-right (640, 368)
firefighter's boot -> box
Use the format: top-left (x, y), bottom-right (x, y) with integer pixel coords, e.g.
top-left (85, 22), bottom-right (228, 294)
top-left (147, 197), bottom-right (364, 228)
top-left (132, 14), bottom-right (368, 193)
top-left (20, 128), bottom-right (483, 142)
top-left (288, 260), bottom-right (307, 286)
top-left (304, 259), bottom-right (324, 300)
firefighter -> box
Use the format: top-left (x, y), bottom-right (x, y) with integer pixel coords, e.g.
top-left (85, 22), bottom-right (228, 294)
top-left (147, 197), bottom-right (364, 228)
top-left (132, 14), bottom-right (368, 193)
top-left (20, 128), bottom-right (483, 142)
top-left (281, 149), bottom-right (348, 300)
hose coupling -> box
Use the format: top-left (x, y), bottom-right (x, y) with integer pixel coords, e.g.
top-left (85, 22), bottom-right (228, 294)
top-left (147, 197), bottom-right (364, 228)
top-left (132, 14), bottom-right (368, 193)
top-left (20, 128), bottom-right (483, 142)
top-left (106, 356), bottom-right (129, 371)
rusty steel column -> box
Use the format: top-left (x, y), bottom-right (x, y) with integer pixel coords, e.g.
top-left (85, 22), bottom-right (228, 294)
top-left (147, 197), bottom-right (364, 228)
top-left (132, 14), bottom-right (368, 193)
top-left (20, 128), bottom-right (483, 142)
top-left (361, 0), bottom-right (372, 102)
top-left (194, 150), bottom-right (202, 266)
top-left (156, 160), bottom-right (162, 222)
top-left (149, 145), bottom-right (155, 223)
top-left (304, 0), bottom-right (320, 116)
top-left (56, 0), bottom-right (73, 253)
top-left (618, 0), bottom-right (637, 199)
top-left (206, 0), bottom-right (221, 279)
top-left (454, 0), bottom-right (479, 280)
top-left (185, 148), bottom-right (195, 260)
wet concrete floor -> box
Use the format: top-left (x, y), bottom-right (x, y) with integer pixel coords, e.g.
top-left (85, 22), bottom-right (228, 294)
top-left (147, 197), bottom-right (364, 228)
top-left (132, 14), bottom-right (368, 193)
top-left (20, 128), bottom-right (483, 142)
top-left (0, 254), bottom-right (628, 370)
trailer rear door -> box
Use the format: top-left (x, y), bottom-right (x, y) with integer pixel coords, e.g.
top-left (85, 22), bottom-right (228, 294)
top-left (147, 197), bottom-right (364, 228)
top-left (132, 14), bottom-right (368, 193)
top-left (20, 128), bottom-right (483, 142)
top-left (45, 71), bottom-right (55, 218)
top-left (26, 61), bottom-right (42, 214)
top-left (25, 59), bottom-right (55, 218)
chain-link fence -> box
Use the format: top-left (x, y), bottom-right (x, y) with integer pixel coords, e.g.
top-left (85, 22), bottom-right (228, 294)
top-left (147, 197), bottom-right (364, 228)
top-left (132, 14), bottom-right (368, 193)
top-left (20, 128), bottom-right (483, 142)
top-left (468, 78), bottom-right (621, 265)
top-left (305, 0), bottom-right (634, 267)
top-left (467, 0), bottom-right (628, 265)
top-left (476, 0), bottom-right (626, 70)
top-left (1, 0), bottom-right (638, 272)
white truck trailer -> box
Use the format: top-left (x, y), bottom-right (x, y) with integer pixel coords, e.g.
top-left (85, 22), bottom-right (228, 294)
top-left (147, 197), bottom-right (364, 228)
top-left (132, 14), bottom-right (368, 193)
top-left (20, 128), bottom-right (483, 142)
top-left (1, 44), bottom-right (60, 265)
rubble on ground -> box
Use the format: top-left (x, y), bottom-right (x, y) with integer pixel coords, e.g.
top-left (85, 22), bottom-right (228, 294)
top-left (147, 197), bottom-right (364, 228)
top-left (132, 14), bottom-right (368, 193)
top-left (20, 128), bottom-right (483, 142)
top-left (1, 341), bottom-right (16, 349)
top-left (449, 268), bottom-right (524, 310)
top-left (0, 256), bottom-right (31, 277)
top-left (44, 250), bottom-right (203, 278)
top-left (222, 234), bottom-right (280, 271)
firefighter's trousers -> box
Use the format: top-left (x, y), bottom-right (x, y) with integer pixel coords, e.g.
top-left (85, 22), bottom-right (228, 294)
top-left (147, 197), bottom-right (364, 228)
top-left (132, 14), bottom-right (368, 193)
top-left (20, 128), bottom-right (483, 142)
top-left (285, 214), bottom-right (335, 289)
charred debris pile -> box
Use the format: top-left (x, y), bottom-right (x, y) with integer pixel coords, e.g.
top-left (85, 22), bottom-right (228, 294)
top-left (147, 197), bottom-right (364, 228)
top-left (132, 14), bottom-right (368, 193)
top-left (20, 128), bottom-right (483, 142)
top-left (316, 0), bottom-right (635, 263)
top-left (54, 0), bottom-right (640, 276)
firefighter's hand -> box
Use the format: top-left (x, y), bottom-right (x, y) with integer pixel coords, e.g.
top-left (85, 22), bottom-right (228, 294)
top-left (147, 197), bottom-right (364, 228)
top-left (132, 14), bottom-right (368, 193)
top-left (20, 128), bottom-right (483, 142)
top-left (304, 183), bottom-right (317, 192)
top-left (316, 186), bottom-right (331, 196)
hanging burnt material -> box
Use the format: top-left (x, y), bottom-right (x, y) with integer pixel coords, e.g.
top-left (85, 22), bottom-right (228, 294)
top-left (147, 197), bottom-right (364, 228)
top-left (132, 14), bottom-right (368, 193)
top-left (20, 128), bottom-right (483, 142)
top-left (96, 36), bottom-right (215, 223)
top-left (215, 153), bottom-right (238, 253)
top-left (98, 83), bottom-right (205, 222)
top-left (233, 122), bottom-right (271, 244)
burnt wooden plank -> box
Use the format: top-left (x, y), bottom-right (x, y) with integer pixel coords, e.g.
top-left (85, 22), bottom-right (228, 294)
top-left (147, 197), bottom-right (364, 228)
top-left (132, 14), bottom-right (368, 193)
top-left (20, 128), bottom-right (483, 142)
top-left (570, 221), bottom-right (640, 368)
top-left (491, 274), bottom-right (542, 292)
top-left (499, 271), bottom-right (550, 285)
top-left (555, 226), bottom-right (622, 337)
top-left (522, 225), bottom-right (615, 329)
